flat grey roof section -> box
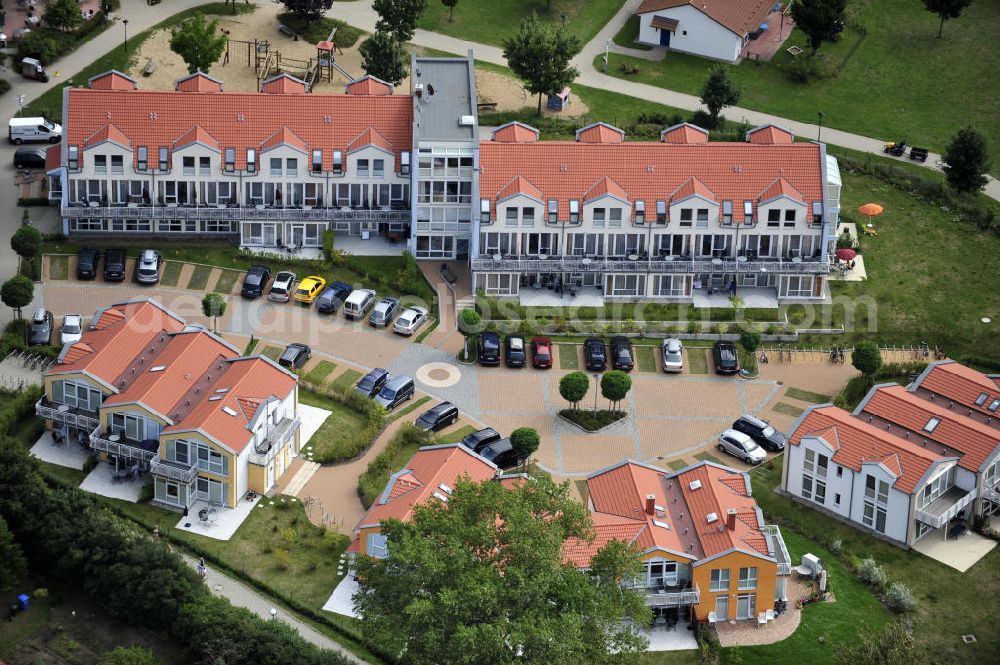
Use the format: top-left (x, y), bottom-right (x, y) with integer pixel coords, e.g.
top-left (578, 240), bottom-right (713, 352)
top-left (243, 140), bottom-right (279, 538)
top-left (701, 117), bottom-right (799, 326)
top-left (413, 52), bottom-right (478, 142)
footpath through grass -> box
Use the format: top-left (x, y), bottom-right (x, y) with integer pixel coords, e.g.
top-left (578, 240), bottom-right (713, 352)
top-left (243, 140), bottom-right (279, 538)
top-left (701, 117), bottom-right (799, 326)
top-left (750, 457), bottom-right (999, 663)
top-left (599, 0), bottom-right (1000, 173)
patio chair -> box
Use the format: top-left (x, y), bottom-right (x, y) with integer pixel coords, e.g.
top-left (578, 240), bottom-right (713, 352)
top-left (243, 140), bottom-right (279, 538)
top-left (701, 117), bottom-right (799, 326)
top-left (757, 612), bottom-right (767, 628)
top-left (765, 608), bottom-right (775, 623)
top-left (707, 611), bottom-right (717, 625)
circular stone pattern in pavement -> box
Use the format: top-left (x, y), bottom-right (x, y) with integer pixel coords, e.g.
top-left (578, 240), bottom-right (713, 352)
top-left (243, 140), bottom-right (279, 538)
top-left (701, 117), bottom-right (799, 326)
top-left (416, 362), bottom-right (462, 388)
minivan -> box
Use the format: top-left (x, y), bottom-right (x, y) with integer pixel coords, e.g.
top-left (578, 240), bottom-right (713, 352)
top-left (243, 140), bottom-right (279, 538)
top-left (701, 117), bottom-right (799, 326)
top-left (103, 248), bottom-right (127, 281)
top-left (344, 289), bottom-right (377, 320)
top-left (374, 375), bottom-right (414, 411)
top-left (478, 332), bottom-right (501, 366)
top-left (9, 117), bottom-right (62, 144)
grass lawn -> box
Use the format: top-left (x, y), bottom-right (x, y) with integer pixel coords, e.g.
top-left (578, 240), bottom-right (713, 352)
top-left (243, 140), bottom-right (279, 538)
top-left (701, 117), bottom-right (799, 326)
top-left (599, 0), bottom-right (1000, 173)
top-left (613, 15), bottom-right (652, 51)
top-left (686, 348), bottom-right (709, 374)
top-left (160, 260), bottom-right (183, 287)
top-left (298, 389), bottom-right (371, 459)
top-left (331, 368), bottom-right (363, 392)
top-left (784, 387), bottom-right (832, 403)
top-left (186, 264), bottom-right (212, 291)
top-left (277, 11), bottom-right (363, 46)
top-left (437, 424), bottom-right (477, 444)
top-left (260, 345), bottom-right (283, 361)
top-left (304, 360), bottom-right (338, 385)
top-left (666, 459), bottom-right (689, 471)
top-left (772, 402), bottom-right (805, 417)
top-left (558, 344), bottom-right (580, 369)
top-left (389, 395), bottom-right (432, 422)
top-left (48, 255), bottom-right (68, 280)
top-left (693, 451), bottom-right (723, 465)
top-left (635, 345), bottom-right (657, 372)
top-left (418, 0), bottom-right (623, 48)
top-left (750, 457), bottom-right (1000, 663)
top-left (213, 269), bottom-right (242, 294)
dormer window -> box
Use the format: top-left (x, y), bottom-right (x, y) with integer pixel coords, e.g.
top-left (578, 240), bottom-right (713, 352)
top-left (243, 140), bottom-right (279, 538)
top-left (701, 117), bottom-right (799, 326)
top-left (569, 199), bottom-right (580, 224)
top-left (246, 148), bottom-right (257, 173)
top-left (743, 200), bottom-right (753, 224)
top-left (136, 146), bottom-right (147, 171)
top-left (401, 152), bottom-right (411, 175)
top-left (547, 199), bottom-right (558, 224)
top-left (634, 200), bottom-right (645, 224)
top-left (812, 201), bottom-right (824, 225)
top-left (224, 147), bottom-right (235, 172)
top-left (480, 198), bottom-right (490, 223)
top-left (312, 149), bottom-right (322, 173)
top-left (158, 146), bottom-right (169, 171)
top-left (333, 150), bottom-right (343, 175)
top-left (722, 200), bottom-right (733, 225)
top-left (656, 200), bottom-right (666, 224)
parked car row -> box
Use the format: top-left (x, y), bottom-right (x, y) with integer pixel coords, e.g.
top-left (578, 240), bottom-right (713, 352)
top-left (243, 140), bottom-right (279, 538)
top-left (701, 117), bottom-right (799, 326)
top-left (717, 415), bottom-right (787, 465)
top-left (476, 333), bottom-right (553, 369)
top-left (27, 309), bottom-right (83, 347)
top-left (353, 368), bottom-right (415, 411)
top-left (74, 247), bottom-right (144, 283)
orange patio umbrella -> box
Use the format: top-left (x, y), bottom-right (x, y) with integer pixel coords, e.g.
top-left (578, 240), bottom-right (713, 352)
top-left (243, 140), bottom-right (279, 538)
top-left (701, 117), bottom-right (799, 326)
top-left (859, 203), bottom-right (884, 225)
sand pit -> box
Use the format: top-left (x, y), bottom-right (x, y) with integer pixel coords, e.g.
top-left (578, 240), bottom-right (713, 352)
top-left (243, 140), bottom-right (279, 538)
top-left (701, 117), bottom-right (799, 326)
top-left (126, 3), bottom-right (587, 116)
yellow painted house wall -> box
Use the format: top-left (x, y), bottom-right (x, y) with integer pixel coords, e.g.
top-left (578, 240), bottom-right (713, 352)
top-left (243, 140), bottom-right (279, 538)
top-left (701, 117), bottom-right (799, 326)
top-left (357, 525), bottom-right (381, 557)
top-left (247, 463), bottom-right (266, 495)
top-left (158, 431), bottom-right (239, 507)
top-left (99, 403), bottom-right (169, 429)
top-left (42, 372), bottom-right (111, 429)
top-left (691, 551), bottom-right (777, 622)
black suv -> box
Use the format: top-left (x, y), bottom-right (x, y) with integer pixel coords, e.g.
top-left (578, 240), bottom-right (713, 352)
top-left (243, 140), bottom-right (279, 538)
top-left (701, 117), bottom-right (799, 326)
top-left (732, 415), bottom-right (787, 452)
top-left (583, 337), bottom-right (607, 371)
top-left (713, 341), bottom-right (740, 375)
top-left (610, 336), bottom-right (634, 372)
top-left (478, 438), bottom-right (520, 469)
top-left (241, 266), bottom-right (271, 299)
top-left (415, 402), bottom-right (459, 432)
top-left (76, 247), bottom-right (100, 280)
top-left (355, 368), bottom-right (390, 398)
top-left (316, 282), bottom-right (353, 314)
top-left (103, 248), bottom-right (127, 281)
top-left (505, 335), bottom-right (526, 367)
top-left (462, 427), bottom-right (502, 453)
top-left (13, 147), bottom-right (46, 169)
top-left (478, 331), bottom-right (501, 366)
top-left (278, 343), bottom-right (311, 370)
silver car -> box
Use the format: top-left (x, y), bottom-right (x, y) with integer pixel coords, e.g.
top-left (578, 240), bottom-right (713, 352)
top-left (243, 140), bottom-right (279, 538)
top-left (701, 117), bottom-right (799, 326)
top-left (393, 306), bottom-right (428, 336)
top-left (60, 314), bottom-right (83, 345)
top-left (661, 338), bottom-right (684, 373)
top-left (136, 249), bottom-right (161, 284)
top-left (718, 429), bottom-right (767, 465)
top-left (269, 271), bottom-right (297, 302)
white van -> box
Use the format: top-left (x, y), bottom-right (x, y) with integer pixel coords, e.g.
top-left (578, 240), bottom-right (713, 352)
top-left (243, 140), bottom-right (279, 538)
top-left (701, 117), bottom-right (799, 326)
top-left (9, 117), bottom-right (62, 144)
top-left (343, 289), bottom-right (377, 320)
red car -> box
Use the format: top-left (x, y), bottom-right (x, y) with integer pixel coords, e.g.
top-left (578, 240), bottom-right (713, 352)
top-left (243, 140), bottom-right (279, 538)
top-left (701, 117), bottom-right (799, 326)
top-left (531, 336), bottom-right (553, 369)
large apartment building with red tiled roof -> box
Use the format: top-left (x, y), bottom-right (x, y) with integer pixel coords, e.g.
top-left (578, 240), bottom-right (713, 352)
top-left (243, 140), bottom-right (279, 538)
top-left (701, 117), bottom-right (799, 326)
top-left (634, 0), bottom-right (774, 62)
top-left (568, 460), bottom-right (792, 624)
top-left (36, 298), bottom-right (301, 510)
top-left (782, 362), bottom-right (1000, 547)
top-left (475, 121), bottom-right (840, 305)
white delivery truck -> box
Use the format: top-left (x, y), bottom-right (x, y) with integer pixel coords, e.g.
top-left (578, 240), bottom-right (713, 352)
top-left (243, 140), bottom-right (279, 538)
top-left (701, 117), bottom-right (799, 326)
top-left (8, 117), bottom-right (62, 144)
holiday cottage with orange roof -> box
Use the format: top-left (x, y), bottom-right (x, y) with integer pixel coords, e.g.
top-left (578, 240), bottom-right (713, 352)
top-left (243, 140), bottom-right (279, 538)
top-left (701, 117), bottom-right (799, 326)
top-left (634, 0), bottom-right (775, 62)
top-left (36, 298), bottom-right (301, 511)
top-left (569, 459), bottom-right (792, 624)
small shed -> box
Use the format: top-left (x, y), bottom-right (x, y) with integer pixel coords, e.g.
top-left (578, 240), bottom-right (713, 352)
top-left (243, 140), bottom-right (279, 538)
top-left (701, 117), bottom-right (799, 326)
top-left (546, 87), bottom-right (571, 112)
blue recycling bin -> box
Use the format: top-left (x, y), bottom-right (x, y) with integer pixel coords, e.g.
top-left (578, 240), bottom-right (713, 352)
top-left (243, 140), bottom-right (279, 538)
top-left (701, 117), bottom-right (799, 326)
top-left (17, 594), bottom-right (29, 611)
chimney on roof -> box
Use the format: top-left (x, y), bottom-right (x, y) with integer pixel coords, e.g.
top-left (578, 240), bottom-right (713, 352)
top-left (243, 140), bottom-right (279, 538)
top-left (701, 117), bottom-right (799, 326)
top-left (726, 509), bottom-right (737, 531)
top-left (645, 494), bottom-right (656, 516)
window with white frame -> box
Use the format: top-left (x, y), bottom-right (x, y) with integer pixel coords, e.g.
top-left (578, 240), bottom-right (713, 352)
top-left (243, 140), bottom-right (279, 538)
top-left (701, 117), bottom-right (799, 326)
top-left (722, 200), bottom-right (733, 225)
top-left (111, 155), bottom-right (124, 175)
top-left (246, 182), bottom-right (264, 205)
top-left (634, 200), bottom-right (645, 224)
top-left (366, 533), bottom-right (389, 558)
top-left (246, 148), bottom-right (256, 173)
top-left (286, 158), bottom-right (297, 176)
top-left (224, 148), bottom-right (235, 172)
top-left (547, 199), bottom-right (558, 224)
top-left (569, 200), bottom-right (580, 224)
top-left (136, 146), bottom-right (147, 171)
top-left (158, 146), bottom-right (169, 171)
top-left (695, 208), bottom-right (709, 227)
top-left (592, 207), bottom-right (605, 228)
top-left (709, 568), bottom-right (730, 592)
top-left (199, 156), bottom-right (211, 175)
top-left (522, 207), bottom-right (535, 226)
top-left (654, 275), bottom-right (688, 297)
top-left (738, 567), bottom-right (758, 590)
top-left (477, 272), bottom-right (516, 296)
top-left (801, 448), bottom-right (829, 504)
top-left (414, 235), bottom-right (454, 258)
top-left (679, 209), bottom-right (692, 227)
top-left (51, 380), bottom-right (102, 411)
top-left (656, 200), bottom-right (667, 224)
top-left (373, 158), bottom-right (384, 177)
top-left (333, 150), bottom-right (343, 174)
top-left (609, 208), bottom-right (622, 228)
top-left (400, 152), bottom-right (410, 175)
top-left (784, 209), bottom-right (796, 227)
top-left (920, 467), bottom-right (954, 508)
top-left (94, 155), bottom-right (107, 174)
top-left (781, 275), bottom-right (815, 298)
top-left (863, 475), bottom-right (890, 533)
top-left (767, 209), bottom-right (781, 226)
top-left (312, 149), bottom-right (322, 173)
top-left (607, 274), bottom-right (644, 297)
top-left (744, 200), bottom-right (754, 224)
top-left (269, 158), bottom-right (282, 176)
top-left (505, 207), bottom-right (519, 226)
top-left (357, 159), bottom-right (369, 177)
top-left (182, 156), bottom-right (195, 175)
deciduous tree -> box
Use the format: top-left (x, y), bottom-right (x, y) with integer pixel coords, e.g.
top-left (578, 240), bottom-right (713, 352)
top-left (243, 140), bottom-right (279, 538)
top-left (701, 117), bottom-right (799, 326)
top-left (740, 329), bottom-right (762, 353)
top-left (509, 427), bottom-right (540, 462)
top-left (201, 292), bottom-right (227, 333)
top-left (503, 12), bottom-right (582, 115)
top-left (441, 0), bottom-right (458, 22)
top-left (354, 477), bottom-right (650, 664)
top-left (458, 307), bottom-right (481, 361)
top-left (169, 13), bottom-right (228, 75)
top-left (851, 340), bottom-right (883, 384)
top-left (1, 275), bottom-right (34, 321)
top-left (700, 63), bottom-right (740, 125)
top-left (791, 0), bottom-right (847, 54)
top-left (0, 516), bottom-right (27, 591)
top-left (11, 225), bottom-right (42, 262)
top-left (922, 0), bottom-right (972, 38)
top-left (559, 371), bottom-right (589, 410)
top-left (359, 31), bottom-right (408, 86)
top-left (374, 0), bottom-right (428, 43)
top-left (43, 0), bottom-right (84, 32)
top-left (601, 370), bottom-right (632, 411)
top-left (280, 0), bottom-right (333, 21)
top-left (942, 125), bottom-right (990, 194)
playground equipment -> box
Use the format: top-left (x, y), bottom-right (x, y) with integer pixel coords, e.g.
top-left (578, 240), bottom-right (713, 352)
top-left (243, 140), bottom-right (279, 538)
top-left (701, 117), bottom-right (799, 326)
top-left (225, 26), bottom-right (356, 92)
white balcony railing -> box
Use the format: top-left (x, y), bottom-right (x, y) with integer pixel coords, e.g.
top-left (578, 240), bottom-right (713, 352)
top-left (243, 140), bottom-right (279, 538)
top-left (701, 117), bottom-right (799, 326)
top-left (643, 585), bottom-right (700, 607)
top-left (764, 524), bottom-right (793, 576)
top-left (89, 426), bottom-right (158, 465)
top-left (470, 256), bottom-right (830, 275)
top-left (62, 205), bottom-right (410, 224)
top-left (915, 487), bottom-right (978, 529)
top-left (982, 484), bottom-right (1000, 506)
top-left (248, 417), bottom-right (300, 467)
top-left (149, 458), bottom-right (199, 484)
top-left (35, 398), bottom-right (101, 432)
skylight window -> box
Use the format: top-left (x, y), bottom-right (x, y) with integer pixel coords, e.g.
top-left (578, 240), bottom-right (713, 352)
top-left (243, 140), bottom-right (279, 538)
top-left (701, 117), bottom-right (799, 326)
top-left (923, 417), bottom-right (941, 433)
top-left (149, 365), bottom-right (166, 372)
top-left (209, 395), bottom-right (223, 401)
top-left (432, 491), bottom-right (449, 503)
top-left (688, 479), bottom-right (702, 491)
top-left (990, 399), bottom-right (1000, 413)
top-left (706, 512), bottom-right (718, 524)
top-left (652, 519), bottom-right (671, 530)
top-left (438, 483), bottom-right (453, 495)
top-left (222, 406), bottom-right (238, 417)
top-left (214, 387), bottom-right (229, 393)
top-left (975, 393), bottom-right (988, 406)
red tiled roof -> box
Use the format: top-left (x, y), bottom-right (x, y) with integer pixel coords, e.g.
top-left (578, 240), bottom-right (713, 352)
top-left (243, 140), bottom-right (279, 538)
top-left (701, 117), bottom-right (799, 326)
top-left (345, 75), bottom-right (394, 96)
top-left (576, 122), bottom-right (625, 144)
top-left (175, 72), bottom-right (223, 93)
top-left (635, 0), bottom-right (773, 37)
top-left (66, 87), bottom-right (412, 170)
top-left (261, 126), bottom-right (307, 152)
top-left (497, 175), bottom-right (544, 202)
top-left (357, 445), bottom-right (498, 529)
top-left (789, 406), bottom-right (948, 493)
top-left (564, 522), bottom-right (646, 567)
top-left (747, 124), bottom-right (794, 145)
top-left (860, 385), bottom-right (1000, 473)
top-left (174, 125), bottom-right (220, 151)
top-left (102, 330), bottom-right (238, 419)
top-left (85, 124), bottom-right (131, 149)
top-left (584, 176), bottom-right (630, 203)
top-left (491, 121), bottom-right (539, 143)
top-left (260, 73), bottom-right (308, 94)
top-left (479, 140), bottom-right (824, 220)
top-left (660, 123), bottom-right (709, 144)
top-left (89, 70), bottom-right (137, 91)
top-left (45, 145), bottom-right (60, 172)
top-left (61, 341), bottom-right (94, 364)
top-left (347, 127), bottom-right (393, 154)
top-left (671, 175), bottom-right (716, 202)
top-left (675, 464), bottom-right (768, 558)
top-left (48, 300), bottom-right (186, 389)
top-left (758, 177), bottom-right (804, 203)
top-left (164, 356), bottom-right (296, 453)
top-left (915, 361), bottom-right (1000, 418)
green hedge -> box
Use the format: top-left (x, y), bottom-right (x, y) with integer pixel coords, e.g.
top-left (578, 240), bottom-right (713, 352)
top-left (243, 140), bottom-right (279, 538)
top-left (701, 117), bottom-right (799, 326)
top-left (0, 386), bottom-right (44, 439)
top-left (834, 362), bottom-right (929, 410)
top-left (358, 424), bottom-right (431, 509)
top-left (299, 380), bottom-right (386, 464)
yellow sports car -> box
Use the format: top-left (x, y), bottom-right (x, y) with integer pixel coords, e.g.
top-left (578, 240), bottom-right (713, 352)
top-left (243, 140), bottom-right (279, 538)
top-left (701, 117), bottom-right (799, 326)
top-left (293, 275), bottom-right (327, 304)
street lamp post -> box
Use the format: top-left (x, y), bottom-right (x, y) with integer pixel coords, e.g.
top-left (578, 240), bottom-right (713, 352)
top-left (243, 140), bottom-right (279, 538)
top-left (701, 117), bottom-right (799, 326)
top-left (592, 373), bottom-right (601, 413)
top-left (269, 607), bottom-right (277, 621)
top-left (560, 13), bottom-right (566, 29)
top-left (817, 111), bottom-right (825, 142)
top-left (123, 18), bottom-right (129, 51)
